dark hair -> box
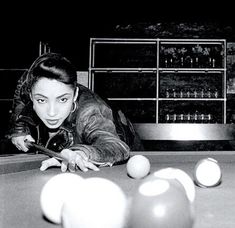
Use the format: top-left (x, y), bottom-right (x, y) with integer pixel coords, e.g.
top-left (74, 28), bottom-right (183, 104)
top-left (26, 53), bottom-right (77, 93)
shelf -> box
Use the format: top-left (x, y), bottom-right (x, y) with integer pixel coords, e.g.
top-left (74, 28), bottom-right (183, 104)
top-left (89, 38), bottom-right (227, 128)
top-left (89, 68), bottom-right (157, 72)
top-left (159, 68), bottom-right (225, 72)
top-left (133, 124), bottom-right (235, 141)
top-left (90, 68), bottom-right (225, 72)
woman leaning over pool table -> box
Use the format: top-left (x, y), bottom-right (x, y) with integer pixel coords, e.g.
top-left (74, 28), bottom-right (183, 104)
top-left (5, 53), bottom-right (143, 172)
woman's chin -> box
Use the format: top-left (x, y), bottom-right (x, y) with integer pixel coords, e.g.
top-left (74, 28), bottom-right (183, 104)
top-left (44, 122), bottom-right (61, 129)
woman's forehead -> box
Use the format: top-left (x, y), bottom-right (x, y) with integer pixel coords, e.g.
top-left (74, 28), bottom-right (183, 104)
top-left (32, 78), bottom-right (73, 96)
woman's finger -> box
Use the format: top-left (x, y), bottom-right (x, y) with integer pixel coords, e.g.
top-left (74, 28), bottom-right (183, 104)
top-left (20, 143), bottom-right (29, 152)
top-left (84, 160), bottom-right (100, 171)
top-left (68, 161), bottom-right (76, 173)
top-left (61, 160), bottom-right (69, 172)
top-left (75, 156), bottom-right (88, 172)
top-left (14, 143), bottom-right (27, 152)
top-left (40, 158), bottom-right (61, 171)
top-left (23, 135), bottom-right (35, 151)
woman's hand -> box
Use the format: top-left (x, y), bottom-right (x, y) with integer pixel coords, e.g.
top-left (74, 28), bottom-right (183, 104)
top-left (40, 149), bottom-right (100, 172)
top-left (11, 135), bottom-right (35, 152)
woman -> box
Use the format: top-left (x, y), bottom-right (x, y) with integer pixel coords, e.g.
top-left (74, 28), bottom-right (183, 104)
top-left (6, 53), bottom-right (143, 172)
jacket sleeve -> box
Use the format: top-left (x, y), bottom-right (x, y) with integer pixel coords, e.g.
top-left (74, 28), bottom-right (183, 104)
top-left (6, 70), bottom-right (31, 138)
top-left (68, 102), bottom-right (130, 166)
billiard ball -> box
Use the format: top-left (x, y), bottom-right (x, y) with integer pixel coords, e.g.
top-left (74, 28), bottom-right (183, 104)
top-left (128, 177), bottom-right (194, 228)
top-left (40, 173), bottom-right (84, 224)
top-left (62, 177), bottom-right (127, 228)
top-left (126, 155), bottom-right (151, 179)
top-left (152, 167), bottom-right (196, 203)
top-left (194, 157), bottom-right (222, 187)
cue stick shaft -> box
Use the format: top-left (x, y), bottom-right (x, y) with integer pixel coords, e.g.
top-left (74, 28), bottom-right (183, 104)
top-left (25, 141), bottom-right (66, 161)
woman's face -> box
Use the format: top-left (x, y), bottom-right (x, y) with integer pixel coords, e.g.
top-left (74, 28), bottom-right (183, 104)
top-left (30, 78), bottom-right (77, 129)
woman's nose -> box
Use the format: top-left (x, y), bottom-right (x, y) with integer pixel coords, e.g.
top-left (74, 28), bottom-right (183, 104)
top-left (47, 104), bottom-right (57, 117)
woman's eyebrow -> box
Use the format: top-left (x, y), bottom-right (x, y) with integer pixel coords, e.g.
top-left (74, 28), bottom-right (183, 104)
top-left (33, 94), bottom-right (47, 98)
top-left (33, 93), bottom-right (72, 98)
top-left (57, 93), bottom-right (73, 99)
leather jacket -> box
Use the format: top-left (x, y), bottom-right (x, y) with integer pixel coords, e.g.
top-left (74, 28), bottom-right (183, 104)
top-left (6, 72), bottom-right (143, 166)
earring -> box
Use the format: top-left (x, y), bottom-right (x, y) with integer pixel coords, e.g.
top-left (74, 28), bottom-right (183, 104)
top-left (71, 101), bottom-right (77, 113)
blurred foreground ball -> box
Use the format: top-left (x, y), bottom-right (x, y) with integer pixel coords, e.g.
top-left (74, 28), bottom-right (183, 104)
top-left (128, 177), bottom-right (194, 228)
top-left (62, 177), bottom-right (127, 228)
top-left (40, 173), bottom-right (84, 224)
top-left (153, 167), bottom-right (196, 203)
top-left (194, 157), bottom-right (222, 188)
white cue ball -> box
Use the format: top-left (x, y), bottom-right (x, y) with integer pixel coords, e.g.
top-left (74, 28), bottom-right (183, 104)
top-left (126, 155), bottom-right (151, 179)
top-left (40, 173), bottom-right (84, 224)
top-left (152, 167), bottom-right (196, 204)
top-left (194, 157), bottom-right (222, 188)
top-left (62, 177), bottom-right (127, 228)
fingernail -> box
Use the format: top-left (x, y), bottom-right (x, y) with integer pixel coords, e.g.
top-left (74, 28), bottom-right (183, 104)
top-left (40, 166), bottom-right (45, 171)
top-left (70, 168), bottom-right (75, 173)
top-left (61, 166), bottom-right (67, 172)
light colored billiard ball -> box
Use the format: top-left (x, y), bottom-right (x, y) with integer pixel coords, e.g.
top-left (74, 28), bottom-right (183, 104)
top-left (40, 173), bottom-right (84, 224)
top-left (62, 177), bottom-right (127, 228)
top-left (128, 177), bottom-right (194, 228)
top-left (152, 167), bottom-right (196, 203)
top-left (194, 157), bottom-right (222, 188)
top-left (126, 155), bottom-right (151, 179)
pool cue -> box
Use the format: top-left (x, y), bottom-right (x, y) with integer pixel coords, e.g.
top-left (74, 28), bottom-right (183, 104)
top-left (25, 141), bottom-right (66, 161)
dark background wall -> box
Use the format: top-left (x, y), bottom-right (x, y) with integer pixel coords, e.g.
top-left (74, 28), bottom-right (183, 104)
top-left (1, 3), bottom-right (235, 150)
top-left (1, 3), bottom-right (235, 71)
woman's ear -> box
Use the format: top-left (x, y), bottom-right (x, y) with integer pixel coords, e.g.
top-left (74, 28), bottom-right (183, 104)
top-left (74, 86), bottom-right (79, 101)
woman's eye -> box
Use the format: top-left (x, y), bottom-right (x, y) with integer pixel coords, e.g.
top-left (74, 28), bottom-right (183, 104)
top-left (37, 99), bottom-right (46, 104)
top-left (60, 98), bottom-right (68, 103)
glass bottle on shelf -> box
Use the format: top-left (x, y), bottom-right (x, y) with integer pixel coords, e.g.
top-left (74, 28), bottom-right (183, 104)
top-left (180, 57), bottom-right (184, 67)
top-left (165, 113), bottom-right (170, 122)
top-left (204, 114), bottom-right (212, 123)
top-left (214, 89), bottom-right (218, 98)
top-left (186, 113), bottom-right (191, 123)
top-left (193, 89), bottom-right (198, 98)
top-left (164, 58), bottom-right (168, 68)
top-left (194, 57), bottom-right (199, 67)
top-left (186, 89), bottom-right (191, 98)
top-left (180, 89), bottom-right (184, 98)
top-left (179, 113), bottom-right (184, 123)
top-left (201, 113), bottom-right (205, 123)
top-left (169, 58), bottom-right (173, 67)
top-left (207, 88), bottom-right (211, 98)
top-left (194, 110), bottom-right (199, 123)
top-left (200, 89), bottom-right (204, 98)
top-left (166, 88), bottom-right (170, 98)
top-left (208, 114), bottom-right (212, 123)
top-left (190, 57), bottom-right (193, 68)
top-left (208, 57), bottom-right (212, 67)
top-left (212, 58), bottom-right (216, 68)
top-left (173, 114), bottom-right (177, 123)
top-left (172, 89), bottom-right (177, 98)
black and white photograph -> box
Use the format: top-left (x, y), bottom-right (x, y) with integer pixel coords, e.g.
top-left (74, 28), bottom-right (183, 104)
top-left (1, 3), bottom-right (235, 228)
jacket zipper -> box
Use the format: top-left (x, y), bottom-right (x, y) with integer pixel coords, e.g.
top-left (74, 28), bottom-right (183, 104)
top-left (45, 130), bottom-right (62, 149)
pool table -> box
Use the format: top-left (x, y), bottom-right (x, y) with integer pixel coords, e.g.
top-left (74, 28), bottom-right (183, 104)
top-left (1, 151), bottom-right (235, 228)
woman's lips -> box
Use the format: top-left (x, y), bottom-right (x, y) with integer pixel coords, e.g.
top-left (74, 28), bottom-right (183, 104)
top-left (46, 119), bottom-right (59, 125)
